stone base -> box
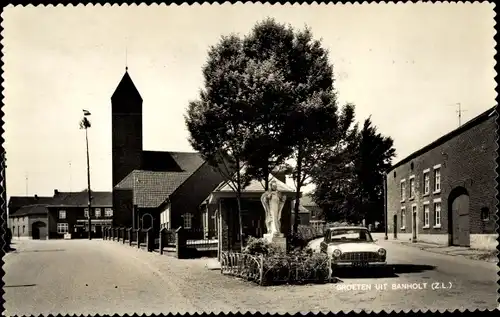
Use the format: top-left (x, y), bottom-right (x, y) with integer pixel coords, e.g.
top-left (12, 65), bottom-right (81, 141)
top-left (263, 233), bottom-right (287, 252)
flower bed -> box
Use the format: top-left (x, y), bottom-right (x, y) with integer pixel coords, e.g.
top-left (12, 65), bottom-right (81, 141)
top-left (221, 237), bottom-right (336, 286)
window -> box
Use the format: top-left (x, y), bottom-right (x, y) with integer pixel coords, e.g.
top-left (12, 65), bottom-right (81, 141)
top-left (433, 166), bottom-right (441, 193)
top-left (59, 209), bottom-right (66, 219)
top-left (434, 201), bottom-right (441, 228)
top-left (104, 208), bottom-right (113, 217)
top-left (400, 207), bottom-right (406, 229)
top-left (423, 169), bottom-right (430, 195)
top-left (400, 180), bottom-right (406, 201)
top-left (183, 213), bottom-right (193, 229)
top-left (84, 208), bottom-right (89, 218)
top-left (57, 223), bottom-right (69, 234)
top-left (95, 208), bottom-right (101, 218)
top-left (22, 225), bottom-right (25, 233)
top-left (481, 207), bottom-right (489, 221)
top-left (423, 203), bottom-right (430, 228)
top-left (409, 176), bottom-right (415, 198)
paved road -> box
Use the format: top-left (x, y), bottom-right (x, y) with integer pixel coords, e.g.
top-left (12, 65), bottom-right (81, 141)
top-left (3, 239), bottom-right (498, 315)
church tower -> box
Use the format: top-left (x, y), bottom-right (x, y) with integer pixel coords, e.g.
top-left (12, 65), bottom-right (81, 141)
top-left (111, 68), bottom-right (143, 188)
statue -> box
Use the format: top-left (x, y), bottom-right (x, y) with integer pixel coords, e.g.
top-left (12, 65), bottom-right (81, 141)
top-left (261, 179), bottom-right (287, 237)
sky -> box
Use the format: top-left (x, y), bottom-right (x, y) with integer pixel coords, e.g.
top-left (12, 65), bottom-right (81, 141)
top-left (2, 3), bottom-right (497, 199)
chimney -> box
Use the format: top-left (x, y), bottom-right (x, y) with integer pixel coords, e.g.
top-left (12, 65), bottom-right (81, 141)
top-left (54, 189), bottom-right (59, 196)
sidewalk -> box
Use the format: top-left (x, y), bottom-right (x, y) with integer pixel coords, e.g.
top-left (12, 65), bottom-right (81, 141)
top-left (391, 239), bottom-right (498, 263)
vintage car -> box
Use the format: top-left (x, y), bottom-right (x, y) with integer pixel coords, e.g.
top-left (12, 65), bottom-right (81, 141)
top-left (320, 226), bottom-right (387, 268)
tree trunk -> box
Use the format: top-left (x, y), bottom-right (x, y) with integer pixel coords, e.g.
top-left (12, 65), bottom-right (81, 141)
top-left (293, 148), bottom-right (303, 235)
top-left (235, 160), bottom-right (244, 253)
top-left (264, 157), bottom-right (270, 191)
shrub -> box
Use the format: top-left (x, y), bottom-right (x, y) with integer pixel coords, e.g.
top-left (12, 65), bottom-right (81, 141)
top-left (289, 225), bottom-right (327, 251)
top-left (261, 249), bottom-right (331, 285)
top-left (243, 236), bottom-right (272, 255)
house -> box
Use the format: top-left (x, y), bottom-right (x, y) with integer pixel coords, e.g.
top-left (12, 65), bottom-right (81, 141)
top-left (49, 190), bottom-right (113, 238)
top-left (8, 189), bottom-right (112, 240)
top-left (8, 195), bottom-right (53, 240)
top-left (385, 106), bottom-right (497, 250)
top-left (110, 69), bottom-right (226, 232)
top-left (200, 174), bottom-right (296, 255)
top-left (291, 194), bottom-right (325, 229)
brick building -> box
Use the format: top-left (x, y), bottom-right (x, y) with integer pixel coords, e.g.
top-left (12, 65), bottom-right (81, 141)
top-left (8, 190), bottom-right (112, 239)
top-left (385, 106), bottom-right (497, 250)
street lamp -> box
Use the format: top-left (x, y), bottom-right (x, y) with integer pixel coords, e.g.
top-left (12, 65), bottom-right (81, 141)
top-left (80, 109), bottom-right (92, 240)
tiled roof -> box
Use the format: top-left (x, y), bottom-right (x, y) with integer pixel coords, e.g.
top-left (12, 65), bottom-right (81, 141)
top-left (115, 170), bottom-right (192, 208)
top-left (8, 196), bottom-right (53, 208)
top-left (51, 191), bottom-right (112, 207)
top-left (11, 204), bottom-right (49, 217)
top-left (140, 150), bottom-right (205, 174)
top-left (215, 174), bottom-right (295, 193)
top-left (141, 150), bottom-right (204, 173)
top-left (169, 151), bottom-right (205, 173)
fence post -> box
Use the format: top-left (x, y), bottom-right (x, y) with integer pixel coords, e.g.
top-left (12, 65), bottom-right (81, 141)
top-left (159, 228), bottom-right (165, 255)
top-left (175, 227), bottom-right (185, 259)
top-left (137, 229), bottom-right (142, 249)
top-left (122, 227), bottom-right (126, 244)
top-left (103, 227), bottom-right (107, 240)
top-left (146, 229), bottom-right (153, 252)
top-left (128, 228), bottom-right (132, 246)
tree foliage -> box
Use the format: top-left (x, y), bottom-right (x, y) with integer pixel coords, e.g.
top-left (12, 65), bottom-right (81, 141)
top-left (312, 116), bottom-right (396, 224)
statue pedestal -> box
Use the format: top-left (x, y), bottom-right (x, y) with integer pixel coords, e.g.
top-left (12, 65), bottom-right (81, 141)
top-left (263, 233), bottom-right (287, 252)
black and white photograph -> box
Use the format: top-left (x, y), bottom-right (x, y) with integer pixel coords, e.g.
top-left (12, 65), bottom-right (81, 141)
top-left (1, 2), bottom-right (498, 315)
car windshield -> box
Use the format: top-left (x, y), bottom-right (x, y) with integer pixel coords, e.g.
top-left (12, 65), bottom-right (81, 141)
top-left (329, 229), bottom-right (373, 243)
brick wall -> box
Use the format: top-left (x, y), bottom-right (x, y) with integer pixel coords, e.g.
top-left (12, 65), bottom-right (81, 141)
top-left (113, 188), bottom-right (134, 227)
top-left (170, 162), bottom-right (226, 229)
top-left (386, 112), bottom-right (497, 243)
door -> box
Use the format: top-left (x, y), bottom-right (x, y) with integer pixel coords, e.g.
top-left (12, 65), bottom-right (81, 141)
top-left (95, 225), bottom-right (103, 238)
top-left (32, 226), bottom-right (40, 239)
top-left (452, 194), bottom-right (470, 246)
top-left (393, 214), bottom-right (397, 239)
top-left (31, 221), bottom-right (47, 240)
top-left (412, 205), bottom-right (418, 241)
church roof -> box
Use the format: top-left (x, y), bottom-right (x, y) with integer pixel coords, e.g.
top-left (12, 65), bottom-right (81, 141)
top-left (111, 70), bottom-right (143, 102)
top-left (115, 170), bottom-right (193, 208)
top-left (141, 151), bottom-right (204, 173)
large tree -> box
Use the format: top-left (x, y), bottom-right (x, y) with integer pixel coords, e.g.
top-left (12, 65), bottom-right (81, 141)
top-left (240, 19), bottom-right (354, 234)
top-left (185, 35), bottom-right (253, 252)
top-left (353, 117), bottom-right (396, 225)
top-left (239, 19), bottom-right (296, 190)
top-left (312, 116), bottom-right (395, 225)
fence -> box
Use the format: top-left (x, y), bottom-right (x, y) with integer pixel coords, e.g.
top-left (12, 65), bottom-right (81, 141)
top-left (103, 226), bottom-right (218, 259)
top-left (102, 227), bottom-right (155, 252)
top-left (220, 251), bottom-right (334, 286)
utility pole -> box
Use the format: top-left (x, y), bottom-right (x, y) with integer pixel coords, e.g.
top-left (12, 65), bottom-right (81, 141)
top-left (80, 110), bottom-right (92, 240)
top-left (69, 161), bottom-right (72, 192)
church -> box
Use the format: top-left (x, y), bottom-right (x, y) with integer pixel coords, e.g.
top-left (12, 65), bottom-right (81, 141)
top-left (110, 68), bottom-right (226, 235)
top-left (110, 68), bottom-right (308, 252)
